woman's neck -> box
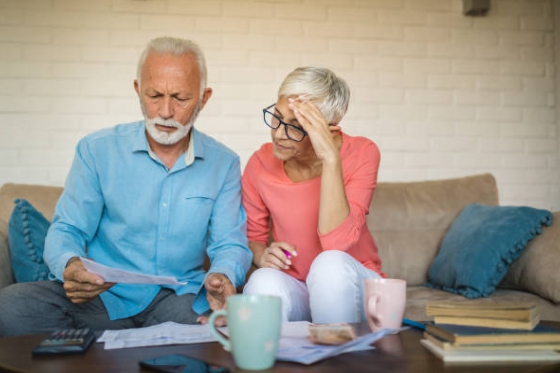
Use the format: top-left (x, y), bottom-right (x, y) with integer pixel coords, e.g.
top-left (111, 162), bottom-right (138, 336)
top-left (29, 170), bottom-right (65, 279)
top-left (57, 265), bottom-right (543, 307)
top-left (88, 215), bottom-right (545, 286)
top-left (284, 155), bottom-right (323, 182)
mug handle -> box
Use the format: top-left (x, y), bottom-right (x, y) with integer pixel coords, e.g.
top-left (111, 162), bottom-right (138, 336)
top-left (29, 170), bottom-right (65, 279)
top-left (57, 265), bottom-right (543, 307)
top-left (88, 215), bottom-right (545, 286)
top-left (208, 310), bottom-right (231, 351)
top-left (368, 293), bottom-right (382, 327)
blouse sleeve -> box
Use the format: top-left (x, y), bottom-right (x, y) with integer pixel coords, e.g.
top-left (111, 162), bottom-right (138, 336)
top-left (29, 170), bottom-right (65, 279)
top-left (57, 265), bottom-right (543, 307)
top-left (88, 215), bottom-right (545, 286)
top-left (242, 153), bottom-right (271, 245)
top-left (318, 139), bottom-right (380, 251)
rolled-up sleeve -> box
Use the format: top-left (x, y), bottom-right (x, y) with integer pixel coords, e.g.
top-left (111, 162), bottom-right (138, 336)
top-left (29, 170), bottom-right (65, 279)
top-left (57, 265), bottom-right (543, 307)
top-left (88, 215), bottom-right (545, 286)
top-left (318, 141), bottom-right (380, 251)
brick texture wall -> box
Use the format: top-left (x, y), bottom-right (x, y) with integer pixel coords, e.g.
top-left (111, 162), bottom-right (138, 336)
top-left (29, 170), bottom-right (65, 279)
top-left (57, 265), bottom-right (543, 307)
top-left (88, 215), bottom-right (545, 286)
top-left (0, 0), bottom-right (558, 210)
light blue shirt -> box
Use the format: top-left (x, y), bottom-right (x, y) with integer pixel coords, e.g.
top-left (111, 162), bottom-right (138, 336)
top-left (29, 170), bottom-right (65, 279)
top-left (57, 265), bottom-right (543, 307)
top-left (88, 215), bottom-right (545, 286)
top-left (44, 122), bottom-right (252, 320)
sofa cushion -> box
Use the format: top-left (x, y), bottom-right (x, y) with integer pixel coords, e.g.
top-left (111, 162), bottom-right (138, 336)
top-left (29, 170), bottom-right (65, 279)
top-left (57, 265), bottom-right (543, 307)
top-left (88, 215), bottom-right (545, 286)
top-left (370, 173), bottom-right (499, 286)
top-left (425, 203), bottom-right (553, 299)
top-left (8, 199), bottom-right (51, 282)
top-left (0, 221), bottom-right (14, 289)
top-left (500, 211), bottom-right (560, 305)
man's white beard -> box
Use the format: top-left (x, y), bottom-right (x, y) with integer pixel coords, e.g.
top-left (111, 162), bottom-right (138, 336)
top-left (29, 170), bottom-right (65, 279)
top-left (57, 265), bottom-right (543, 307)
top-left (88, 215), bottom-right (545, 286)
top-left (144, 103), bottom-right (201, 145)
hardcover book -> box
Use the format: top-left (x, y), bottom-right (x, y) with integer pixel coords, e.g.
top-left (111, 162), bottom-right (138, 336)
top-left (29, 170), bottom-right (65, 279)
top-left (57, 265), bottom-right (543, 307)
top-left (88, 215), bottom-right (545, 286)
top-left (432, 315), bottom-right (539, 330)
top-left (420, 338), bottom-right (560, 363)
top-left (423, 331), bottom-right (560, 351)
top-left (424, 323), bottom-right (560, 346)
top-left (426, 300), bottom-right (538, 321)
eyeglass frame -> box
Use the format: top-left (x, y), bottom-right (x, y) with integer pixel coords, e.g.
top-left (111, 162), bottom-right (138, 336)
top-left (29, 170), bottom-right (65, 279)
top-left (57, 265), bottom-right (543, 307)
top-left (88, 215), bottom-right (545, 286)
top-left (262, 103), bottom-right (308, 142)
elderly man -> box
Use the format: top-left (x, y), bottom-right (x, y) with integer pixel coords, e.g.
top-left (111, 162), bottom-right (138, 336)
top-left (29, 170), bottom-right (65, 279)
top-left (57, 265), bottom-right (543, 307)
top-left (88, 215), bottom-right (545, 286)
top-left (0, 37), bottom-right (252, 336)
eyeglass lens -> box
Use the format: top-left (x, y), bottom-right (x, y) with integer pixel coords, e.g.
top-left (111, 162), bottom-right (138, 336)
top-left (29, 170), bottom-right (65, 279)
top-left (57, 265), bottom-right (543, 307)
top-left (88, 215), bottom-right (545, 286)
top-left (263, 111), bottom-right (306, 142)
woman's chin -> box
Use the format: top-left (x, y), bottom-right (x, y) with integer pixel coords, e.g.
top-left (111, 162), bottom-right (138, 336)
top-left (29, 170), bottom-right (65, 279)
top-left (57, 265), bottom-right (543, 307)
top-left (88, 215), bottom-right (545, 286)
top-left (272, 146), bottom-right (293, 161)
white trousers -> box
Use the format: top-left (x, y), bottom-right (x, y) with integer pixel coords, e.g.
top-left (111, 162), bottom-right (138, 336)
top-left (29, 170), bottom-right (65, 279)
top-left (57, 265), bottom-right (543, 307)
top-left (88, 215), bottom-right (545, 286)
top-left (243, 251), bottom-right (382, 323)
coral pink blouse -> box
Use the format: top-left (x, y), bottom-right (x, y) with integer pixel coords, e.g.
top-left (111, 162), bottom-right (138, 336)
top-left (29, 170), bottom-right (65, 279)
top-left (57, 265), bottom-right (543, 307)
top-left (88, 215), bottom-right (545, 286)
top-left (242, 132), bottom-right (385, 281)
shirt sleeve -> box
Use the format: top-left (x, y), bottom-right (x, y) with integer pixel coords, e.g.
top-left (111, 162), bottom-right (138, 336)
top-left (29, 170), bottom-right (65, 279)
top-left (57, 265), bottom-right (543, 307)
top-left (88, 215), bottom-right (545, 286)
top-left (44, 138), bottom-right (104, 280)
top-left (318, 140), bottom-right (381, 251)
top-left (205, 157), bottom-right (252, 289)
top-left (242, 153), bottom-right (271, 245)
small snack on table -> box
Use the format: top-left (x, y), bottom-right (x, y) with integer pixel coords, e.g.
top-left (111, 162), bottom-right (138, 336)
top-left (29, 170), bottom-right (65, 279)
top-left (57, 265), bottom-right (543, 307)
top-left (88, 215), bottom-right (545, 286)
top-left (308, 323), bottom-right (357, 345)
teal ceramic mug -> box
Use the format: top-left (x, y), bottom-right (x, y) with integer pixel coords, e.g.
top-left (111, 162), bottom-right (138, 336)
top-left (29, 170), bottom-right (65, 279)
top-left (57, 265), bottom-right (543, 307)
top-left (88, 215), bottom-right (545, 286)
top-left (208, 294), bottom-right (282, 371)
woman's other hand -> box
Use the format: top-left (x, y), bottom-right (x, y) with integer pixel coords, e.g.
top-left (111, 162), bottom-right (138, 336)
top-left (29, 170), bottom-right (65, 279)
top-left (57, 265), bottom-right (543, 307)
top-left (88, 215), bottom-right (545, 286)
top-left (258, 241), bottom-right (297, 270)
top-left (288, 97), bottom-right (341, 163)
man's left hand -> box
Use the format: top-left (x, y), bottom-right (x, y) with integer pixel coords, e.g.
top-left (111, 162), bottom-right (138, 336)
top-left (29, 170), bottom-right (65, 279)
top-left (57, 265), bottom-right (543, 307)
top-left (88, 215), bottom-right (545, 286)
top-left (204, 273), bottom-right (235, 311)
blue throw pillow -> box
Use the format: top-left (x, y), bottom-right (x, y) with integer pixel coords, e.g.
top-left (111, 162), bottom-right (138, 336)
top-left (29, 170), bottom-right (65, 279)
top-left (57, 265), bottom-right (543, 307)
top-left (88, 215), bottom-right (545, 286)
top-left (425, 203), bottom-right (553, 299)
top-left (8, 199), bottom-right (52, 282)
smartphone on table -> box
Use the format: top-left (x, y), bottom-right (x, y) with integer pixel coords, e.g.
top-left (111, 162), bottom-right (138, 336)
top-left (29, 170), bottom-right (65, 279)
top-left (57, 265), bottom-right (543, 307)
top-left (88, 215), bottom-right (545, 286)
top-left (139, 354), bottom-right (231, 373)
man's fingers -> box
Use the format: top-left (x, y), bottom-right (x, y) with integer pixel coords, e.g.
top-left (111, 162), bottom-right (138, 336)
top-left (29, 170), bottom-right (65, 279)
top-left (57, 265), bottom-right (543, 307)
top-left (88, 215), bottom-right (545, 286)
top-left (211, 315), bottom-right (227, 327)
top-left (63, 280), bottom-right (113, 304)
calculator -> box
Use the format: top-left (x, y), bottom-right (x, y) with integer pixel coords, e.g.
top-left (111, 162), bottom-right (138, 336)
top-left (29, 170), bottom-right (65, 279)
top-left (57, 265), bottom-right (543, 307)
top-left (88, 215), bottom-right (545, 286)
top-left (31, 328), bottom-right (96, 356)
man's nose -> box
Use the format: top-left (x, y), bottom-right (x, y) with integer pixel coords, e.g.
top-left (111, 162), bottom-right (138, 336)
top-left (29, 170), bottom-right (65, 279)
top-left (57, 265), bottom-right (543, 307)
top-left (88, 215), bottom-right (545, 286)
top-left (158, 97), bottom-right (174, 119)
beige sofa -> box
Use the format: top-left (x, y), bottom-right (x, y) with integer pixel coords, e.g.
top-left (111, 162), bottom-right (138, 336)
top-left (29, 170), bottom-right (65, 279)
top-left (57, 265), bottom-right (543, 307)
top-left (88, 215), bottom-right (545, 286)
top-left (1, 174), bottom-right (559, 322)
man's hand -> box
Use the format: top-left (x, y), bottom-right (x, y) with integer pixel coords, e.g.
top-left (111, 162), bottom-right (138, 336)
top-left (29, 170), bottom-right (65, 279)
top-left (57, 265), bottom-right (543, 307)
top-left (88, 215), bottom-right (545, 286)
top-left (204, 273), bottom-right (235, 311)
top-left (62, 257), bottom-right (114, 304)
top-left (197, 273), bottom-right (235, 326)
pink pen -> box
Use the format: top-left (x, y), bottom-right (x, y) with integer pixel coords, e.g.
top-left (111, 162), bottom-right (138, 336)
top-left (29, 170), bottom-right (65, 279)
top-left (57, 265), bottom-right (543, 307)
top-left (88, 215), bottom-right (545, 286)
top-left (283, 250), bottom-right (292, 259)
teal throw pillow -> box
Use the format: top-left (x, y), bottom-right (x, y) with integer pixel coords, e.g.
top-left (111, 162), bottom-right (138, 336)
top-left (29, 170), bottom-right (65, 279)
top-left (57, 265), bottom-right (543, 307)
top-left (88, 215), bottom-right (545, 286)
top-left (8, 199), bottom-right (52, 282)
top-left (425, 203), bottom-right (553, 299)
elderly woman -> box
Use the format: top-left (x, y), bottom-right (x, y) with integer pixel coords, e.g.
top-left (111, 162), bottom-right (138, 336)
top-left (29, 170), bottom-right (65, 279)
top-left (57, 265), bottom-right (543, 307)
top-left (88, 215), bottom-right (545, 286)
top-left (242, 66), bottom-right (385, 323)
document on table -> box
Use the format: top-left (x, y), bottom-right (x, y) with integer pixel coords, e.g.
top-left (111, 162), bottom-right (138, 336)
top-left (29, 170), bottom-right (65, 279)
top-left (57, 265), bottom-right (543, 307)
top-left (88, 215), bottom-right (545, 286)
top-left (220, 321), bottom-right (400, 365)
top-left (98, 322), bottom-right (217, 349)
top-left (275, 322), bottom-right (400, 365)
top-left (80, 257), bottom-right (186, 285)
top-left (97, 319), bottom-right (400, 362)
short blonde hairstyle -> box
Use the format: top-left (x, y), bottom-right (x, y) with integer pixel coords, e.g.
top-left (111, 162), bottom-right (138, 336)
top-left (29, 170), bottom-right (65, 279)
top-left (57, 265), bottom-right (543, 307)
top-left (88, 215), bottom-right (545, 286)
top-left (278, 66), bottom-right (350, 124)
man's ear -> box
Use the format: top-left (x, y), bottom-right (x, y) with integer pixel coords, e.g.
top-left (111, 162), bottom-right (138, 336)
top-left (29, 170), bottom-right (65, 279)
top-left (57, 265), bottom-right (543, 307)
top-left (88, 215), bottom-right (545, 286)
top-left (134, 79), bottom-right (140, 95)
top-left (199, 87), bottom-right (213, 110)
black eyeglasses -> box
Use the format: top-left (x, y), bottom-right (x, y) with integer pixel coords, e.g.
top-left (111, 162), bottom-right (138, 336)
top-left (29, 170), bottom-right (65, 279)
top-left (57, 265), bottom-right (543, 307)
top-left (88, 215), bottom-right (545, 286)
top-left (262, 103), bottom-right (308, 142)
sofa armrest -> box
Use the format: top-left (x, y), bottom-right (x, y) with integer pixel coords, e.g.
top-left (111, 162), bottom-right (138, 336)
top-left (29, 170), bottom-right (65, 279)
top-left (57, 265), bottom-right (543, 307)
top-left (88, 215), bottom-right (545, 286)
top-left (500, 211), bottom-right (560, 304)
top-left (0, 222), bottom-right (14, 290)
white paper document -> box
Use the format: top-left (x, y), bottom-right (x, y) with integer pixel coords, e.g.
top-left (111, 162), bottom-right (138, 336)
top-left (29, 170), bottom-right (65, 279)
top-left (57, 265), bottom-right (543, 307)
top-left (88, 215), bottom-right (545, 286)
top-left (81, 257), bottom-right (186, 285)
top-left (222, 321), bottom-right (399, 365)
top-left (98, 322), bottom-right (216, 349)
top-left (275, 322), bottom-right (399, 365)
top-left (97, 319), bottom-right (398, 363)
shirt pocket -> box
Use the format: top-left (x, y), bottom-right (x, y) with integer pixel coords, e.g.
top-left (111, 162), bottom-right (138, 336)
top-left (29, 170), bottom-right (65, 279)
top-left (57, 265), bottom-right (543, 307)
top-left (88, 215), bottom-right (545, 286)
top-left (179, 193), bottom-right (216, 240)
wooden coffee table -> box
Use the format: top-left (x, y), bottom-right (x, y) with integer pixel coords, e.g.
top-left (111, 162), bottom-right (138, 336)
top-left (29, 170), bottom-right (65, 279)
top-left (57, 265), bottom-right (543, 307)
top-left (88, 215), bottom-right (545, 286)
top-left (1, 323), bottom-right (560, 373)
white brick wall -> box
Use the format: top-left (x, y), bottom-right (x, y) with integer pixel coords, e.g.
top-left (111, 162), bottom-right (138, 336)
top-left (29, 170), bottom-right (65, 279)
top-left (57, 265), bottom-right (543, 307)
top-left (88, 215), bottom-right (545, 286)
top-left (0, 0), bottom-right (558, 210)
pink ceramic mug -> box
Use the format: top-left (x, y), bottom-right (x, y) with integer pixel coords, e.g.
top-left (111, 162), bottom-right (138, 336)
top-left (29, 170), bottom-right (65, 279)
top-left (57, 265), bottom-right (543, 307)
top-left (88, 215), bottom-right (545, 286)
top-left (363, 278), bottom-right (407, 332)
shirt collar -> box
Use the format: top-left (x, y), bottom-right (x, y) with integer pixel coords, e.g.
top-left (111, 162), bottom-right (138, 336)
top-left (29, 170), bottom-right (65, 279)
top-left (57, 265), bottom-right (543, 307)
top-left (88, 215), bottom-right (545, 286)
top-left (133, 123), bottom-right (203, 167)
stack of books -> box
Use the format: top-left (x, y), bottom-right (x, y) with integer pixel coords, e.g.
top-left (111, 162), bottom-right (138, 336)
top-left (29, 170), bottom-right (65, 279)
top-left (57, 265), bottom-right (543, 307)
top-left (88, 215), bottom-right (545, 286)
top-left (420, 300), bottom-right (560, 363)
top-left (426, 299), bottom-right (539, 330)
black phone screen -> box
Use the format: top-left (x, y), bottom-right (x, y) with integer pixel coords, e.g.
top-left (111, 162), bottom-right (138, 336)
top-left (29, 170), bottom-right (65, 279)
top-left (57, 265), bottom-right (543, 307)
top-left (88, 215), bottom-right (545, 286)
top-left (139, 354), bottom-right (231, 373)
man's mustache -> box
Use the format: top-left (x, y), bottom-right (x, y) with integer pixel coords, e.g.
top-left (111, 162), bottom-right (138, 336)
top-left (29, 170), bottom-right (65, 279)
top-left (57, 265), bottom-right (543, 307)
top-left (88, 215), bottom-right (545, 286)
top-left (145, 117), bottom-right (182, 128)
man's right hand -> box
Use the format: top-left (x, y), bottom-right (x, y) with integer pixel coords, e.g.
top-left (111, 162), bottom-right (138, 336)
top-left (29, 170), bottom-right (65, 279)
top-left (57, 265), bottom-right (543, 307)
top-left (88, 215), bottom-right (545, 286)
top-left (62, 257), bottom-right (114, 304)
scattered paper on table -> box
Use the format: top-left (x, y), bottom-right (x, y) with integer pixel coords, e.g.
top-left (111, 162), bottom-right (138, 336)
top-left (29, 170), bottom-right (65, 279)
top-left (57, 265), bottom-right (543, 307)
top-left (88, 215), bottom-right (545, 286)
top-left (98, 321), bottom-right (216, 349)
top-left (97, 319), bottom-right (402, 360)
top-left (275, 322), bottom-right (400, 365)
top-left (221, 320), bottom-right (401, 365)
top-left (81, 257), bottom-right (186, 285)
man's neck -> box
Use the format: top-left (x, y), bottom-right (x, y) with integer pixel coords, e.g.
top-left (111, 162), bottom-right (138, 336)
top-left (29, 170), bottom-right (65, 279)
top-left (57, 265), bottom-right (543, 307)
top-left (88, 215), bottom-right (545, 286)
top-left (147, 131), bottom-right (191, 170)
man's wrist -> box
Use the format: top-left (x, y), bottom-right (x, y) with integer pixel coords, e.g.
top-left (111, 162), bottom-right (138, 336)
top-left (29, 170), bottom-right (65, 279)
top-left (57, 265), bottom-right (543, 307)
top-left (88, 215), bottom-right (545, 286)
top-left (66, 256), bottom-right (81, 268)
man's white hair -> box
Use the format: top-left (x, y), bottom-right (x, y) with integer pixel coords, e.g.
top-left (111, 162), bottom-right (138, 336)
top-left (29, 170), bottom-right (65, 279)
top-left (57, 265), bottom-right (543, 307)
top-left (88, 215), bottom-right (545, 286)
top-left (136, 36), bottom-right (207, 96)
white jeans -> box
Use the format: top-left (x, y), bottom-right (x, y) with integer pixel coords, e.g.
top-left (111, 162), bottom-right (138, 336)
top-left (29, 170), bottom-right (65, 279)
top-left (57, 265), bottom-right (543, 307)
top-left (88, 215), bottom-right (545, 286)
top-left (243, 251), bottom-right (382, 323)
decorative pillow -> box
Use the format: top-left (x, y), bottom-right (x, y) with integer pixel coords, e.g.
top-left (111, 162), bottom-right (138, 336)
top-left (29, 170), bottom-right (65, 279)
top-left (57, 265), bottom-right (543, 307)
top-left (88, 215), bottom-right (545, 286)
top-left (499, 211), bottom-right (560, 304)
top-left (8, 199), bottom-right (52, 282)
top-left (425, 203), bottom-right (553, 299)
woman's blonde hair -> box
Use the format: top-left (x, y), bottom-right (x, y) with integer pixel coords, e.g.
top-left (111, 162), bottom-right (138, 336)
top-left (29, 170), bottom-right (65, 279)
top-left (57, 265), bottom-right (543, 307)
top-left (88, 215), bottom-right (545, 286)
top-left (278, 66), bottom-right (350, 125)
